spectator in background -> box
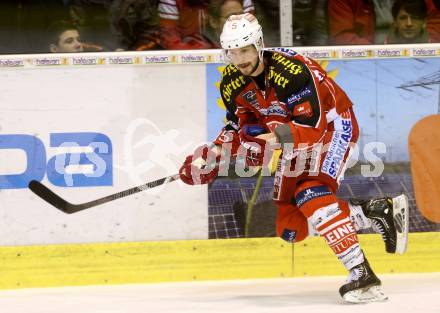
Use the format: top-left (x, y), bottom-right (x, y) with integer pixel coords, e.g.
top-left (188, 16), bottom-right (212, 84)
top-left (48, 21), bottom-right (84, 53)
top-left (110, 0), bottom-right (162, 50)
top-left (328, 0), bottom-right (393, 45)
top-left (427, 0), bottom-right (440, 41)
top-left (158, 0), bottom-right (254, 49)
top-left (328, 0), bottom-right (440, 45)
top-left (385, 0), bottom-right (430, 43)
top-left (70, 0), bottom-right (117, 50)
top-left (47, 20), bottom-right (103, 52)
top-left (204, 0), bottom-right (245, 47)
top-left (291, 0), bottom-right (328, 46)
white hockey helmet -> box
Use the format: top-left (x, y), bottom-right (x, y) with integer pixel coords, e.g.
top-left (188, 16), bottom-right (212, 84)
top-left (220, 13), bottom-right (264, 60)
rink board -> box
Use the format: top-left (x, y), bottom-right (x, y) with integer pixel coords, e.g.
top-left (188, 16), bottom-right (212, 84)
top-left (0, 232), bottom-right (439, 290)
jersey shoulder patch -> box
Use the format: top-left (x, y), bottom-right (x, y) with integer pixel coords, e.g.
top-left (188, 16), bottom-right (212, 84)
top-left (265, 47), bottom-right (298, 57)
top-left (220, 64), bottom-right (250, 106)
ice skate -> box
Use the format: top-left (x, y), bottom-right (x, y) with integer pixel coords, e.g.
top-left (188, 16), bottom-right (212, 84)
top-left (350, 194), bottom-right (409, 254)
top-left (339, 258), bottom-right (388, 303)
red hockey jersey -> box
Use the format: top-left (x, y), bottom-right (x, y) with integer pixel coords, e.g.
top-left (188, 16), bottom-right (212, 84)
top-left (214, 48), bottom-right (353, 152)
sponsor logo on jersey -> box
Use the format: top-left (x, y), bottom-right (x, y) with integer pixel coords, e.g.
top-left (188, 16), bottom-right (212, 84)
top-left (271, 53), bottom-right (303, 75)
top-left (221, 65), bottom-right (239, 77)
top-left (287, 86), bottom-right (312, 105)
top-left (259, 101), bottom-right (289, 117)
top-left (268, 66), bottom-right (290, 88)
top-left (242, 90), bottom-right (260, 109)
top-left (322, 118), bottom-right (353, 178)
top-left (293, 101), bottom-right (313, 118)
top-left (295, 185), bottom-right (332, 207)
top-left (269, 47), bottom-right (298, 57)
top-left (221, 73), bottom-right (247, 102)
top-left (281, 228), bottom-right (297, 243)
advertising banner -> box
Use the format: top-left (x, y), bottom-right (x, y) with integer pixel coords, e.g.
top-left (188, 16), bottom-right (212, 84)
top-left (0, 63), bottom-right (208, 245)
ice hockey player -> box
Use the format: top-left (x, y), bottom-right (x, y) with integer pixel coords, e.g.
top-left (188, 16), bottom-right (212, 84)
top-left (179, 13), bottom-right (409, 303)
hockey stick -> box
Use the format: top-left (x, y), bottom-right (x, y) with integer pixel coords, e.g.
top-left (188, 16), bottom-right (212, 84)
top-left (28, 174), bottom-right (180, 214)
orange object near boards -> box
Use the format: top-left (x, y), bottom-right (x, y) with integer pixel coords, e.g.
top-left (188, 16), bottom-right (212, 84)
top-left (408, 114), bottom-right (440, 223)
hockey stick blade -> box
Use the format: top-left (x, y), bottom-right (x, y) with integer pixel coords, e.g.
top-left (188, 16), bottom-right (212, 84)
top-left (28, 174), bottom-right (180, 214)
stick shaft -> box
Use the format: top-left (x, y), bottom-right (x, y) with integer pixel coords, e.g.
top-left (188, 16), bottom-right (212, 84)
top-left (81, 174), bottom-right (180, 209)
top-left (28, 174), bottom-right (181, 214)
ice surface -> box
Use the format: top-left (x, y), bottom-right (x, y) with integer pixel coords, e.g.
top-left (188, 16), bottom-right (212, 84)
top-left (0, 273), bottom-right (438, 313)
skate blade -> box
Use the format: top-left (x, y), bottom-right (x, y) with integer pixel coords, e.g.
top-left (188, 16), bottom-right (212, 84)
top-left (393, 194), bottom-right (409, 254)
top-left (343, 285), bottom-right (389, 304)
